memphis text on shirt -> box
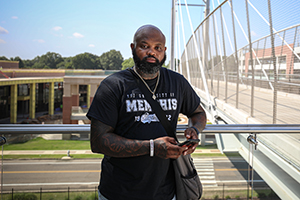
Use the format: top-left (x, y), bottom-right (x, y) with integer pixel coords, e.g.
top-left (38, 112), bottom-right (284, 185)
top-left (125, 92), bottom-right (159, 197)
top-left (126, 92), bottom-right (177, 124)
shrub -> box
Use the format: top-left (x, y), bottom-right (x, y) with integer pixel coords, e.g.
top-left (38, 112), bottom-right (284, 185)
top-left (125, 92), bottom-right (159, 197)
top-left (74, 195), bottom-right (83, 200)
top-left (9, 193), bottom-right (38, 200)
top-left (213, 195), bottom-right (219, 200)
top-left (225, 195), bottom-right (231, 199)
top-left (235, 195), bottom-right (241, 200)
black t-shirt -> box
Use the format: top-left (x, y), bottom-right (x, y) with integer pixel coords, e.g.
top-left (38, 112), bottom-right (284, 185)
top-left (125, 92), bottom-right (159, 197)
top-left (87, 67), bottom-right (200, 200)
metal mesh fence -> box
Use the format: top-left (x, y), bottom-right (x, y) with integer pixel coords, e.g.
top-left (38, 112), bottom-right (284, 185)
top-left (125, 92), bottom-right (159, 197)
top-left (180, 0), bottom-right (300, 124)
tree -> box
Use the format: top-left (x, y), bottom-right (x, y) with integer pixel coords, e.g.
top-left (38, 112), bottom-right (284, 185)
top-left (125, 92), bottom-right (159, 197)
top-left (0, 56), bottom-right (9, 60)
top-left (99, 49), bottom-right (123, 70)
top-left (121, 58), bottom-right (134, 70)
top-left (11, 56), bottom-right (25, 68)
top-left (57, 57), bottom-right (73, 69)
top-left (39, 52), bottom-right (63, 69)
top-left (72, 53), bottom-right (100, 69)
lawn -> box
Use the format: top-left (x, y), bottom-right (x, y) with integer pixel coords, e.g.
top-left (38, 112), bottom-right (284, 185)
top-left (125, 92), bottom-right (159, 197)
top-left (2, 136), bottom-right (240, 159)
top-left (3, 137), bottom-right (90, 150)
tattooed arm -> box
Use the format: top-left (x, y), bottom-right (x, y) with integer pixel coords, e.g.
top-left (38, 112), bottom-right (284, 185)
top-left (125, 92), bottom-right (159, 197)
top-left (183, 104), bottom-right (207, 155)
top-left (90, 117), bottom-right (187, 159)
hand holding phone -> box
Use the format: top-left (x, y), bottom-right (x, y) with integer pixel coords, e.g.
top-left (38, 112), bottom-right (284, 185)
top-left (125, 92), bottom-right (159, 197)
top-left (177, 139), bottom-right (200, 147)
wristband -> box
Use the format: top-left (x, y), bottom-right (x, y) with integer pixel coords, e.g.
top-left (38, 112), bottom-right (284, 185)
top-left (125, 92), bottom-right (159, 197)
top-left (150, 139), bottom-right (154, 157)
top-left (191, 126), bottom-right (200, 135)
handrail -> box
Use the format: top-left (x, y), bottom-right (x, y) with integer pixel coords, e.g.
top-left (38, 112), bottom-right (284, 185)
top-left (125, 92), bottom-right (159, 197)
top-left (0, 124), bottom-right (299, 134)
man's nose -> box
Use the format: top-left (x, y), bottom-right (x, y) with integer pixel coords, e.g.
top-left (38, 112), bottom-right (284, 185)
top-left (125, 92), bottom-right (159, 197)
top-left (147, 48), bottom-right (156, 56)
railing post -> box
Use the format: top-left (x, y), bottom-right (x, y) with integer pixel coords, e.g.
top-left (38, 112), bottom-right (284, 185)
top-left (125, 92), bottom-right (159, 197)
top-left (40, 187), bottom-right (42, 200)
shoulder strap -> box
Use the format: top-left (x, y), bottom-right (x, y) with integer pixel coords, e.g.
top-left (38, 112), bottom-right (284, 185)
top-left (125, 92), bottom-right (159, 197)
top-left (128, 68), bottom-right (178, 141)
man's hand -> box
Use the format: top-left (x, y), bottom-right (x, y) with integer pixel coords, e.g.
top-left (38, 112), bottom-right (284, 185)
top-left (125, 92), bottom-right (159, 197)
top-left (183, 127), bottom-right (199, 155)
top-left (154, 136), bottom-right (188, 159)
top-left (182, 104), bottom-right (207, 155)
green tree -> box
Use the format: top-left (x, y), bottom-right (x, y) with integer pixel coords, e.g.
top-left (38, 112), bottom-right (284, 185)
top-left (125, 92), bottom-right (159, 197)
top-left (39, 52), bottom-right (63, 69)
top-left (121, 57), bottom-right (134, 70)
top-left (57, 57), bottom-right (73, 69)
top-left (0, 56), bottom-right (9, 60)
top-left (11, 56), bottom-right (25, 68)
top-left (72, 52), bottom-right (100, 69)
top-left (99, 49), bottom-right (123, 70)
top-left (23, 59), bottom-right (35, 68)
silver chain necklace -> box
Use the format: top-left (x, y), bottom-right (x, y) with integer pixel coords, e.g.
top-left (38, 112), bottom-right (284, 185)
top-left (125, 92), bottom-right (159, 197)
top-left (133, 67), bottom-right (160, 100)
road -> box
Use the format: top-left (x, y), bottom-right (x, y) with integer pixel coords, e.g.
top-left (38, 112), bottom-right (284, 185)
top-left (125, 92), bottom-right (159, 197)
top-left (1, 157), bottom-right (267, 192)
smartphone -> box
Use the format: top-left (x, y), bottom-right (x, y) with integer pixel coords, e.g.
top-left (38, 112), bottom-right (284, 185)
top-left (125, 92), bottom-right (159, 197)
top-left (177, 139), bottom-right (200, 147)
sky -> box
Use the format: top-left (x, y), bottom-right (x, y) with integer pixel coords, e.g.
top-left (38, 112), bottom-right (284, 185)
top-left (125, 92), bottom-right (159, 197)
top-left (0, 0), bottom-right (206, 61)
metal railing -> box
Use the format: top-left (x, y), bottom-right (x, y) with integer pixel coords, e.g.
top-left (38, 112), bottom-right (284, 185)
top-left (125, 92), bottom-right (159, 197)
top-left (0, 124), bottom-right (299, 134)
top-left (179, 0), bottom-right (300, 124)
top-left (1, 124), bottom-right (300, 199)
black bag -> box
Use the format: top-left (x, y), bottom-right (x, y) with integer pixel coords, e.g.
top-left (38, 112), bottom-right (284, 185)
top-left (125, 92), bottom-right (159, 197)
top-left (129, 68), bottom-right (202, 200)
top-left (173, 155), bottom-right (202, 200)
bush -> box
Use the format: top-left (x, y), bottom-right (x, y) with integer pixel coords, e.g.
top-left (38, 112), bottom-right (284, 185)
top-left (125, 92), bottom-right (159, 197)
top-left (74, 195), bottom-right (83, 200)
top-left (213, 195), bottom-right (219, 200)
top-left (225, 195), bottom-right (231, 199)
top-left (9, 193), bottom-right (38, 200)
top-left (235, 196), bottom-right (241, 200)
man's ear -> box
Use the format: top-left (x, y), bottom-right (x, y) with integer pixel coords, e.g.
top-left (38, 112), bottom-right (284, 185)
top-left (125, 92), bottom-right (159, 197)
top-left (130, 43), bottom-right (134, 50)
top-left (164, 47), bottom-right (167, 51)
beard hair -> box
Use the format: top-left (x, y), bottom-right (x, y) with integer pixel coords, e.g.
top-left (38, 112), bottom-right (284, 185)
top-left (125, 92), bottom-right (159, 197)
top-left (132, 48), bottom-right (166, 74)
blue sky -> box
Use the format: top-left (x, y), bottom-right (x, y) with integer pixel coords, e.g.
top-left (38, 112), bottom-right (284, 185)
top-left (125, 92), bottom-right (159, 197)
top-left (0, 0), bottom-right (206, 61)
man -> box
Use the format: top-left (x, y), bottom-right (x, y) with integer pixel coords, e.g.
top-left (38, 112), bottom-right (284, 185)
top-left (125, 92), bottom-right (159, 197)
top-left (87, 25), bottom-right (206, 200)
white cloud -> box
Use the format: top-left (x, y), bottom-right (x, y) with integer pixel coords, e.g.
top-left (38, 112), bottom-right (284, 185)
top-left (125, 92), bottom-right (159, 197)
top-left (53, 26), bottom-right (62, 31)
top-left (73, 32), bottom-right (84, 38)
top-left (33, 39), bottom-right (45, 43)
top-left (0, 26), bottom-right (9, 34)
top-left (251, 31), bottom-right (258, 37)
top-left (0, 39), bottom-right (5, 44)
top-left (89, 44), bottom-right (95, 47)
top-left (12, 16), bottom-right (18, 19)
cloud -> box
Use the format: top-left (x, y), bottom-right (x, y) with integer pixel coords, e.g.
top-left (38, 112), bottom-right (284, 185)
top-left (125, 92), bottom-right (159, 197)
top-left (0, 26), bottom-right (9, 34)
top-left (0, 39), bottom-right (5, 44)
top-left (53, 26), bottom-right (62, 31)
top-left (89, 44), bottom-right (95, 47)
top-left (12, 16), bottom-right (18, 19)
top-left (73, 32), bottom-right (84, 38)
top-left (251, 31), bottom-right (258, 37)
top-left (33, 39), bottom-right (45, 43)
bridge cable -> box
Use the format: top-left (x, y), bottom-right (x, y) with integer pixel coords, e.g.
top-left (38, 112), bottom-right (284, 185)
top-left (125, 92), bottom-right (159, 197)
top-left (178, 0), bottom-right (192, 83)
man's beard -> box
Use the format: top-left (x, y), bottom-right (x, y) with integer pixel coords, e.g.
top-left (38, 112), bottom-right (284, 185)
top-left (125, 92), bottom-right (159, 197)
top-left (132, 48), bottom-right (166, 74)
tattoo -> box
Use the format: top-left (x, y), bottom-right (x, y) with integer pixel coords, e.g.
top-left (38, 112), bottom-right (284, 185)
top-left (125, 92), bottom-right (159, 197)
top-left (154, 140), bottom-right (167, 158)
top-left (90, 118), bottom-right (150, 157)
top-left (190, 105), bottom-right (207, 133)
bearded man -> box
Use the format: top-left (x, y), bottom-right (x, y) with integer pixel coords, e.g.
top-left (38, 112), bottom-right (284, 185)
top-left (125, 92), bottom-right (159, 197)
top-left (87, 24), bottom-right (206, 200)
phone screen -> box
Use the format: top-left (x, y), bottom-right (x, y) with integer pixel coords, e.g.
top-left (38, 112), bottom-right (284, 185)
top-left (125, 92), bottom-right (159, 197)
top-left (177, 139), bottom-right (200, 147)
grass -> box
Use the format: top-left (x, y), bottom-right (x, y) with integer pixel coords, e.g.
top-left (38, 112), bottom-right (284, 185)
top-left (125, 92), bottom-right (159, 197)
top-left (200, 188), bottom-right (279, 199)
top-left (3, 137), bottom-right (90, 150)
top-left (1, 188), bottom-right (278, 200)
top-left (2, 191), bottom-right (98, 200)
top-left (2, 137), bottom-right (241, 159)
top-left (3, 154), bottom-right (104, 160)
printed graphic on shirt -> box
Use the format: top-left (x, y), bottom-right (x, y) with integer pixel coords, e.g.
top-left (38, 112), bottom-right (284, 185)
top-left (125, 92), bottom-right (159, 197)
top-left (126, 92), bottom-right (177, 124)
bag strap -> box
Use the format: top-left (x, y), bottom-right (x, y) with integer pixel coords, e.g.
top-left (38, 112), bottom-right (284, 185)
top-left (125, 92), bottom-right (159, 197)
top-left (128, 68), bottom-right (178, 141)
